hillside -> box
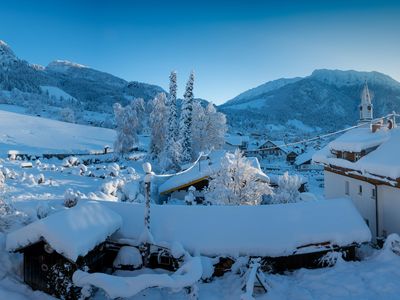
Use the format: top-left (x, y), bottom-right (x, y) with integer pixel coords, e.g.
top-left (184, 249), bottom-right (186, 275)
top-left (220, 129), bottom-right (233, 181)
top-left (0, 40), bottom-right (165, 114)
top-left (0, 107), bottom-right (116, 154)
top-left (220, 69), bottom-right (400, 135)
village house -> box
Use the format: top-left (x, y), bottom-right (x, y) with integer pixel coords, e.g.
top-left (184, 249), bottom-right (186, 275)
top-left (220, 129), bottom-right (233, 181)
top-left (246, 140), bottom-right (287, 158)
top-left (158, 150), bottom-right (269, 202)
top-left (313, 82), bottom-right (400, 241)
top-left (6, 202), bottom-right (122, 298)
top-left (224, 134), bottom-right (250, 151)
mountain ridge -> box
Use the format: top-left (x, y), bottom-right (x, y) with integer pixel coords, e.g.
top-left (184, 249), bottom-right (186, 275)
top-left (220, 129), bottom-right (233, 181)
top-left (220, 69), bottom-right (400, 135)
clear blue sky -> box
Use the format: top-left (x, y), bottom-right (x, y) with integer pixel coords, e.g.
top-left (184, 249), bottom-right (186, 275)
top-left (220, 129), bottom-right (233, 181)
top-left (1, 0), bottom-right (399, 104)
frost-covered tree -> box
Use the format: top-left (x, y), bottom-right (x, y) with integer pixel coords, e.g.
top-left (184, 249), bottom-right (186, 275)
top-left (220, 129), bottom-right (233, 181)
top-left (113, 98), bottom-right (144, 156)
top-left (149, 93), bottom-right (168, 160)
top-left (179, 72), bottom-right (195, 163)
top-left (59, 107), bottom-right (75, 123)
top-left (272, 172), bottom-right (302, 204)
top-left (192, 101), bottom-right (227, 157)
top-left (160, 71), bottom-right (181, 170)
top-left (205, 150), bottom-right (272, 205)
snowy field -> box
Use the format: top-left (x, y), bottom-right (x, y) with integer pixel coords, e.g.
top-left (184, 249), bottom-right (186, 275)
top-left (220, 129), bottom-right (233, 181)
top-left (0, 110), bottom-right (400, 300)
top-left (0, 108), bottom-right (116, 154)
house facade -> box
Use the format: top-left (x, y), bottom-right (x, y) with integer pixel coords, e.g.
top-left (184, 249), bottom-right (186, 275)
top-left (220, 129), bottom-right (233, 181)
top-left (313, 84), bottom-right (399, 240)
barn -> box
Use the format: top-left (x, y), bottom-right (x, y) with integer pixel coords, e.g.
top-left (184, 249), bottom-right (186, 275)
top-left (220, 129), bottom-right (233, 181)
top-left (6, 202), bottom-right (122, 299)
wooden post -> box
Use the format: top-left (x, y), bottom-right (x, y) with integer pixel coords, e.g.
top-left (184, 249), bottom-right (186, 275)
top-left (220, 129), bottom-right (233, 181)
top-left (142, 162), bottom-right (153, 265)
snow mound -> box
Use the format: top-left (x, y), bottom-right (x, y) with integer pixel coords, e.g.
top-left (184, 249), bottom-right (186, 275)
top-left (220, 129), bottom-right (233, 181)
top-left (73, 256), bottom-right (202, 298)
top-left (6, 201), bottom-right (122, 261)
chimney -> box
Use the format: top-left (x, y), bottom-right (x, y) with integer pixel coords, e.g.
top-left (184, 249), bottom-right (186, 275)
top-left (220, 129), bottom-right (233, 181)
top-left (371, 119), bottom-right (384, 133)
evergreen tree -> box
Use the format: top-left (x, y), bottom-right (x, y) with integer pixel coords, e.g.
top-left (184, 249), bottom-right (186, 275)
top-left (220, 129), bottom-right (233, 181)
top-left (160, 71), bottom-right (181, 170)
top-left (179, 71), bottom-right (195, 163)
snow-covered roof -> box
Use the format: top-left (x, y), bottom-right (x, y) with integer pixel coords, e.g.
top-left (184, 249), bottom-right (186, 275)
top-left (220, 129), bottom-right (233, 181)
top-left (328, 127), bottom-right (390, 153)
top-left (103, 198), bottom-right (371, 258)
top-left (225, 135), bottom-right (249, 146)
top-left (158, 151), bottom-right (268, 194)
top-left (6, 202), bottom-right (122, 262)
top-left (313, 126), bottom-right (400, 180)
top-left (295, 149), bottom-right (317, 166)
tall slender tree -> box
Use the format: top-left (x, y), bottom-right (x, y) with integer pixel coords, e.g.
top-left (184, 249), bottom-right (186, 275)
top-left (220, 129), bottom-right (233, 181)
top-left (179, 71), bottom-right (195, 163)
top-left (160, 71), bottom-right (181, 170)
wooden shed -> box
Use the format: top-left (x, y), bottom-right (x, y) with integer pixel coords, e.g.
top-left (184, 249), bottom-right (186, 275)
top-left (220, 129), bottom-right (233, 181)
top-left (6, 202), bottom-right (122, 299)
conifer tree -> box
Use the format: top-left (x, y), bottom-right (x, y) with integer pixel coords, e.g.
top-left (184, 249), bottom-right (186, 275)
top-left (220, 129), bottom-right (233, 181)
top-left (179, 71), bottom-right (195, 163)
top-left (160, 71), bottom-right (181, 170)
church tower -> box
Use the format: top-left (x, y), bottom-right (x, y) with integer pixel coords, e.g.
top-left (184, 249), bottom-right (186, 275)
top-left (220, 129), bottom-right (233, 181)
top-left (359, 81), bottom-right (373, 124)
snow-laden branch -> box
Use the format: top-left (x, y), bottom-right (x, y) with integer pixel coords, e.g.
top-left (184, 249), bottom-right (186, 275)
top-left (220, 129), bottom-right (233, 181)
top-left (72, 256), bottom-right (203, 299)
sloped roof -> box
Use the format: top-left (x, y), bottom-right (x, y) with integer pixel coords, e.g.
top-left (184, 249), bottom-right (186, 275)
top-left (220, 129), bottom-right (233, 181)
top-left (6, 202), bottom-right (122, 262)
top-left (313, 126), bottom-right (400, 180)
top-left (328, 127), bottom-right (390, 153)
top-left (103, 198), bottom-right (371, 258)
top-left (295, 149), bottom-right (317, 166)
top-left (158, 151), bottom-right (268, 194)
top-left (225, 135), bottom-right (249, 146)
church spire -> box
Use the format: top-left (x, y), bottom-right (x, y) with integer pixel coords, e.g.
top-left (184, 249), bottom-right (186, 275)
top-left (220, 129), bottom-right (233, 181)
top-left (359, 81), bottom-right (373, 124)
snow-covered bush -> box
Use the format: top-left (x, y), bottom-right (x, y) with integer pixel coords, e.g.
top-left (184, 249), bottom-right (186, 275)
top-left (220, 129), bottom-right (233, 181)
top-left (185, 186), bottom-right (196, 205)
top-left (272, 172), bottom-right (302, 204)
top-left (382, 233), bottom-right (400, 256)
top-left (36, 203), bottom-right (50, 219)
top-left (205, 150), bottom-right (272, 205)
top-left (102, 179), bottom-right (124, 197)
top-left (119, 180), bottom-right (145, 203)
top-left (3, 168), bottom-right (17, 179)
top-left (318, 251), bottom-right (345, 267)
top-left (37, 173), bottom-right (45, 184)
top-left (63, 188), bottom-right (80, 208)
top-left (62, 156), bottom-right (80, 168)
top-left (113, 246), bottom-right (143, 270)
top-left (48, 262), bottom-right (81, 299)
top-left (107, 163), bottom-right (120, 177)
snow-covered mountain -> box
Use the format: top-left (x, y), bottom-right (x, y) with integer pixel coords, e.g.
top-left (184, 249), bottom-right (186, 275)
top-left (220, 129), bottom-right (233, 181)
top-left (220, 69), bottom-right (400, 134)
top-left (0, 40), bottom-right (165, 113)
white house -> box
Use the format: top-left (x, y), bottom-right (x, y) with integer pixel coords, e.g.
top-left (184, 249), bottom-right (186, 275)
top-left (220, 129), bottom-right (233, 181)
top-left (224, 134), bottom-right (250, 151)
top-left (313, 112), bottom-right (399, 241)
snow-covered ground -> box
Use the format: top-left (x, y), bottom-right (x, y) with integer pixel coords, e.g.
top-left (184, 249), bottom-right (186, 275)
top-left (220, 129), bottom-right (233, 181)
top-left (0, 108), bottom-right (116, 154)
top-left (0, 109), bottom-right (400, 300)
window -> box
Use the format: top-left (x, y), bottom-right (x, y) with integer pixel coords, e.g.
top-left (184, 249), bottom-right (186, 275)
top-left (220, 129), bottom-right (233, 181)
top-left (358, 185), bottom-right (363, 195)
top-left (371, 188), bottom-right (376, 199)
top-left (345, 181), bottom-right (349, 195)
